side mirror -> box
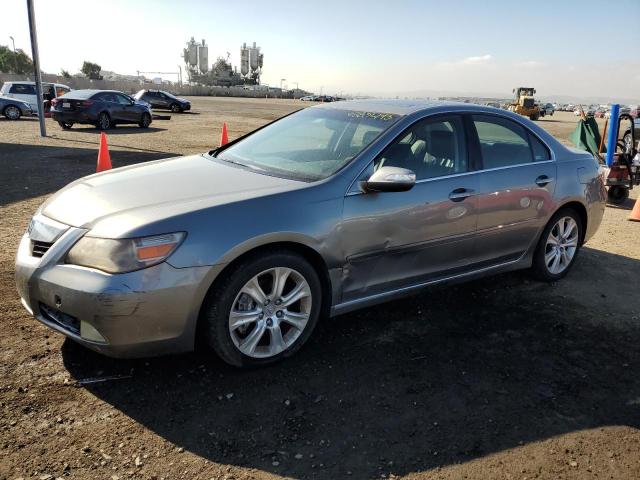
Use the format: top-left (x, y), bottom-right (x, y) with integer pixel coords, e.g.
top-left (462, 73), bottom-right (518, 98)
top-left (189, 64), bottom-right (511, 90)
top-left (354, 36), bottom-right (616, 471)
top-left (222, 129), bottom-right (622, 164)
top-left (363, 166), bottom-right (416, 193)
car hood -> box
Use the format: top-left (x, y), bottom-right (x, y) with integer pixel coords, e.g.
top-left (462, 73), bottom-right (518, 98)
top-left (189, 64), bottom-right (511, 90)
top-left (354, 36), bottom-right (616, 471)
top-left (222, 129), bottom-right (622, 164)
top-left (41, 154), bottom-right (306, 236)
top-left (176, 97), bottom-right (189, 104)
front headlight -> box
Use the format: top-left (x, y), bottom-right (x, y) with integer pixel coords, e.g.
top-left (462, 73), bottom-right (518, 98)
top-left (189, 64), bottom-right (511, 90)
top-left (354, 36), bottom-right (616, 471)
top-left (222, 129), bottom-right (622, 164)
top-left (66, 232), bottom-right (185, 273)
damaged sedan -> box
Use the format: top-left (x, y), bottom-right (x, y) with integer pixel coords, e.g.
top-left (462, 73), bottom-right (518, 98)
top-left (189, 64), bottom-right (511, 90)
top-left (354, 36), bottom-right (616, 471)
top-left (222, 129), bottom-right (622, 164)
top-left (15, 100), bottom-right (606, 367)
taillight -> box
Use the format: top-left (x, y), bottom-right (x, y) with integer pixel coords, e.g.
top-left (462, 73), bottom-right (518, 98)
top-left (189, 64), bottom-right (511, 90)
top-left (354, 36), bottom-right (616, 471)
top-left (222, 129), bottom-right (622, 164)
top-left (78, 100), bottom-right (94, 108)
top-left (51, 98), bottom-right (58, 106)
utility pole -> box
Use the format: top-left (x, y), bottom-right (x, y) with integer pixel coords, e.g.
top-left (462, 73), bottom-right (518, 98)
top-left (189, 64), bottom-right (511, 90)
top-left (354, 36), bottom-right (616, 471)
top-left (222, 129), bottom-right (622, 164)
top-left (9, 36), bottom-right (17, 73)
top-left (178, 65), bottom-right (182, 86)
top-left (26, 0), bottom-right (46, 137)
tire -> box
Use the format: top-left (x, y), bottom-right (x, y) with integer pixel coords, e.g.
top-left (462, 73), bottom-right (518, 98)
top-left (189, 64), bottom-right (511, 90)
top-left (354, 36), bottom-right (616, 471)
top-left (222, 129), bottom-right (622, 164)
top-left (201, 250), bottom-right (323, 367)
top-left (97, 112), bottom-right (111, 130)
top-left (531, 208), bottom-right (583, 282)
top-left (170, 103), bottom-right (182, 113)
top-left (623, 132), bottom-right (633, 154)
top-left (530, 113), bottom-right (540, 121)
top-left (58, 121), bottom-right (73, 130)
top-left (607, 185), bottom-right (629, 205)
top-left (139, 112), bottom-right (151, 128)
top-left (4, 105), bottom-right (21, 120)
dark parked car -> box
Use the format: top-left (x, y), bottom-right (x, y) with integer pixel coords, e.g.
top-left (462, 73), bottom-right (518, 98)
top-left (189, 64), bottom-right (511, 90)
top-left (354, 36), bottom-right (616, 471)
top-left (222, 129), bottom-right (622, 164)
top-left (0, 95), bottom-right (33, 120)
top-left (51, 90), bottom-right (152, 130)
top-left (133, 89), bottom-right (191, 112)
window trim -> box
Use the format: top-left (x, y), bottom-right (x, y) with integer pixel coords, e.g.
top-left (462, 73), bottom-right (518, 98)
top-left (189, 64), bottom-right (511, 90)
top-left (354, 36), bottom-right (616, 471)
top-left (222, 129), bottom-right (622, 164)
top-left (346, 110), bottom-right (556, 196)
top-left (469, 112), bottom-right (554, 170)
top-left (371, 112), bottom-right (471, 181)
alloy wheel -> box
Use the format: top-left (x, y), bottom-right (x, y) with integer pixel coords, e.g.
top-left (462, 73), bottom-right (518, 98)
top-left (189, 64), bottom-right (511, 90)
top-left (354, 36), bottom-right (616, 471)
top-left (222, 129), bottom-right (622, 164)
top-left (5, 106), bottom-right (20, 120)
top-left (544, 216), bottom-right (579, 274)
top-left (228, 267), bottom-right (312, 359)
top-left (99, 113), bottom-right (110, 129)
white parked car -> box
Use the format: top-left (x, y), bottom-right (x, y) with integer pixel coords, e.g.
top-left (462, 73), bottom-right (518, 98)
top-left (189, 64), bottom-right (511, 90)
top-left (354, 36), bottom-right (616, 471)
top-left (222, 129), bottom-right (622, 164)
top-left (0, 81), bottom-right (71, 112)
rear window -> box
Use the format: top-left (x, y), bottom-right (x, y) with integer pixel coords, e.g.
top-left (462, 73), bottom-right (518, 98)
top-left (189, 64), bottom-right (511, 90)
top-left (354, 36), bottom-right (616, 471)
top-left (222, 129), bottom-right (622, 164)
top-left (9, 84), bottom-right (36, 95)
top-left (60, 90), bottom-right (98, 100)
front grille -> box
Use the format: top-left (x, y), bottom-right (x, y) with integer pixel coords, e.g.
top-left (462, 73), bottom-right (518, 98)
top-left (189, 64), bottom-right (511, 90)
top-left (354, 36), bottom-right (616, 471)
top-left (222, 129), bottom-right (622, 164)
top-left (32, 240), bottom-right (53, 257)
top-left (39, 303), bottom-right (80, 335)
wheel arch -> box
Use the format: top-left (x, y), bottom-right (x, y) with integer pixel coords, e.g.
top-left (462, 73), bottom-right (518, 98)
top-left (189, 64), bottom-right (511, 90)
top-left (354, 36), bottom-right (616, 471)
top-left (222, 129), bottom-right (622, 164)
top-left (554, 200), bottom-right (588, 245)
top-left (194, 240), bottom-right (333, 347)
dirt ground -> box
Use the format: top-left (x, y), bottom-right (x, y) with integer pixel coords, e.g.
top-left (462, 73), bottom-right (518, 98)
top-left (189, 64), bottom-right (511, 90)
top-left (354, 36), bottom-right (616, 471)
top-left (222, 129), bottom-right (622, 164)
top-left (1, 100), bottom-right (639, 480)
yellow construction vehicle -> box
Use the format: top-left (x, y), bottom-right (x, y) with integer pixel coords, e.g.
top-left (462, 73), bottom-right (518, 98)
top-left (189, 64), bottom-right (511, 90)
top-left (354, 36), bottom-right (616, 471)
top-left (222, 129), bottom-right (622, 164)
top-left (508, 87), bottom-right (541, 121)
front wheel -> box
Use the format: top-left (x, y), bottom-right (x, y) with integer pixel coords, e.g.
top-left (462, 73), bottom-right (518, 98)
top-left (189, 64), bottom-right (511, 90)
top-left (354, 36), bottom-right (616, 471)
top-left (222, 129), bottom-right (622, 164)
top-left (3, 105), bottom-right (21, 120)
top-left (170, 103), bottom-right (182, 113)
top-left (531, 209), bottom-right (583, 281)
top-left (202, 251), bottom-right (322, 367)
top-left (139, 112), bottom-right (151, 128)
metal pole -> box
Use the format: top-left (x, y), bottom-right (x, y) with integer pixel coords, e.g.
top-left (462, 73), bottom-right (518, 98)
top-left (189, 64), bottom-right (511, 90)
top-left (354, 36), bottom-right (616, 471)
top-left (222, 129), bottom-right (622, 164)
top-left (605, 104), bottom-right (620, 167)
top-left (178, 65), bottom-right (182, 86)
top-left (26, 0), bottom-right (46, 137)
top-left (9, 36), bottom-right (18, 73)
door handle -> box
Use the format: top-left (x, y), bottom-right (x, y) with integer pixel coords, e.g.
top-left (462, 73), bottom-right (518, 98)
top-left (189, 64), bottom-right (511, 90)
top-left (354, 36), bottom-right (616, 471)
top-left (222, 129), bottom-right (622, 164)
top-left (535, 175), bottom-right (554, 187)
top-left (448, 188), bottom-right (474, 202)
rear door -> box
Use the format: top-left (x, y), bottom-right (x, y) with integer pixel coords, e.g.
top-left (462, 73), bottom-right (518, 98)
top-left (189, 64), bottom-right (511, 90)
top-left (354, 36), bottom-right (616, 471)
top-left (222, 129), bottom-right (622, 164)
top-left (9, 83), bottom-right (37, 109)
top-left (114, 93), bottom-right (138, 122)
top-left (471, 114), bottom-right (556, 263)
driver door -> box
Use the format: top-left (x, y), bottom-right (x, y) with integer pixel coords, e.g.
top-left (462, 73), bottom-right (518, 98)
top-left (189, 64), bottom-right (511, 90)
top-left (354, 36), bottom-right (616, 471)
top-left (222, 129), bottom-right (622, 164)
top-left (340, 114), bottom-right (480, 302)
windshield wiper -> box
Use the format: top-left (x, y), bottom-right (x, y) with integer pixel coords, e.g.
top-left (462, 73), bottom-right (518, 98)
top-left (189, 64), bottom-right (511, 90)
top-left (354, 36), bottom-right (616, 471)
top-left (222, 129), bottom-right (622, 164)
top-left (219, 157), bottom-right (265, 172)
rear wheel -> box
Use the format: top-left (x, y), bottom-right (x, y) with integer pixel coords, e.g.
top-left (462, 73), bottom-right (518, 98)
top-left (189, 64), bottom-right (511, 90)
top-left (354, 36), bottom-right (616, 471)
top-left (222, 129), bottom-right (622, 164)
top-left (3, 105), bottom-right (21, 120)
top-left (201, 251), bottom-right (322, 367)
top-left (97, 112), bottom-right (111, 130)
top-left (531, 209), bottom-right (582, 282)
top-left (607, 185), bottom-right (629, 205)
top-left (623, 132), bottom-right (633, 154)
top-left (139, 112), bottom-right (151, 128)
top-left (58, 121), bottom-right (73, 129)
top-left (170, 103), bottom-right (182, 113)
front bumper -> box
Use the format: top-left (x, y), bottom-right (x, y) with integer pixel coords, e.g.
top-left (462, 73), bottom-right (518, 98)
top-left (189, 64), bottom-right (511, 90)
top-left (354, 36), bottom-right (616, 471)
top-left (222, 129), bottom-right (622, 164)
top-left (15, 225), bottom-right (213, 358)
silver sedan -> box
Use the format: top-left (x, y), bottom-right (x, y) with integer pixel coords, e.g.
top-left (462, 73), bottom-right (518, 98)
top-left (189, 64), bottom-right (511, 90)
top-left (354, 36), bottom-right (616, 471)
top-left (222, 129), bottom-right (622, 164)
top-left (15, 101), bottom-right (606, 367)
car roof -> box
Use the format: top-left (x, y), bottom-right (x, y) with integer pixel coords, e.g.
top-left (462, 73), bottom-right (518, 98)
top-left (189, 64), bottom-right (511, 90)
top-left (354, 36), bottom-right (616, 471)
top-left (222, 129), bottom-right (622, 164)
top-left (314, 99), bottom-right (502, 116)
top-left (3, 81), bottom-right (70, 88)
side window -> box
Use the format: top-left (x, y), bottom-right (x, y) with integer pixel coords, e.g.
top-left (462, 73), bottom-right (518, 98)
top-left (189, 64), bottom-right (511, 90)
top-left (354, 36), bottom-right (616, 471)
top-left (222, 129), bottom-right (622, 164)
top-left (10, 84), bottom-right (36, 95)
top-left (472, 115), bottom-right (534, 169)
top-left (373, 116), bottom-right (467, 180)
top-left (115, 94), bottom-right (131, 105)
top-left (529, 134), bottom-right (551, 161)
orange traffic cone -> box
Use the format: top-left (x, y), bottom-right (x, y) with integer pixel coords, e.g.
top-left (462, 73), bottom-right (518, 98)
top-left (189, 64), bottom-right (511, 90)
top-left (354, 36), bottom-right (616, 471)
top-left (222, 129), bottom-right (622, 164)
top-left (629, 195), bottom-right (640, 222)
top-left (96, 132), bottom-right (112, 172)
top-left (220, 122), bottom-right (229, 147)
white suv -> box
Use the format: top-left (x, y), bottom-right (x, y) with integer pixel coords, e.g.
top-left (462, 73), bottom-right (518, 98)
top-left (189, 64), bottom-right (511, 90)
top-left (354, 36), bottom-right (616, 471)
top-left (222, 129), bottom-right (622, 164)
top-left (0, 81), bottom-right (71, 112)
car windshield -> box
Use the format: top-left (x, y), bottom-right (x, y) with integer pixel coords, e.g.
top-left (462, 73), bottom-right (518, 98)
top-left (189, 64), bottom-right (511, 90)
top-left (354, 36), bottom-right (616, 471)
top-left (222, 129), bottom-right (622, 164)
top-left (213, 107), bottom-right (401, 181)
top-left (162, 91), bottom-right (177, 99)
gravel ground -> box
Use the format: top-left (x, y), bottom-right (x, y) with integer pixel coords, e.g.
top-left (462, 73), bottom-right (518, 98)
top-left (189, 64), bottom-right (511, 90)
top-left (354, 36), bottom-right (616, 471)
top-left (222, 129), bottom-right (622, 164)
top-left (0, 100), bottom-right (639, 480)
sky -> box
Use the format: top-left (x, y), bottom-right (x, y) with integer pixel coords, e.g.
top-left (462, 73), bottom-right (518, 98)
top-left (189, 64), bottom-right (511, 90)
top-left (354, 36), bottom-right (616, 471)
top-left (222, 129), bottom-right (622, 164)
top-left (4, 0), bottom-right (640, 101)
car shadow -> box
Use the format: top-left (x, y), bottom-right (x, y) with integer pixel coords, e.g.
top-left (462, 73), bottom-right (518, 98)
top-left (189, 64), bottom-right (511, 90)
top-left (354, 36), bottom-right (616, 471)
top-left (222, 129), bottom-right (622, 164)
top-left (0, 116), bottom-right (39, 122)
top-left (61, 247), bottom-right (640, 478)
top-left (0, 142), bottom-right (176, 206)
top-left (606, 196), bottom-right (637, 211)
top-left (63, 126), bottom-right (168, 134)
